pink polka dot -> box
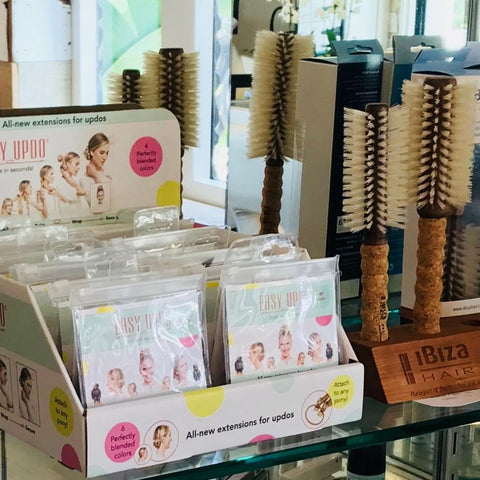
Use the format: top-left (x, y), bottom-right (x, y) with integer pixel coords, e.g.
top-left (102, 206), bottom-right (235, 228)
top-left (179, 334), bottom-right (199, 348)
top-left (130, 137), bottom-right (162, 177)
top-left (61, 444), bottom-right (82, 472)
top-left (315, 315), bottom-right (332, 326)
top-left (249, 434), bottom-right (275, 444)
top-left (105, 422), bottom-right (140, 463)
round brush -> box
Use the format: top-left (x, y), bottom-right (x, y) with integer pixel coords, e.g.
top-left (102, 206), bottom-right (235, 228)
top-left (247, 31), bottom-right (314, 235)
top-left (402, 76), bottom-right (475, 334)
top-left (142, 48), bottom-right (199, 217)
top-left (107, 69), bottom-right (142, 105)
top-left (343, 103), bottom-right (412, 342)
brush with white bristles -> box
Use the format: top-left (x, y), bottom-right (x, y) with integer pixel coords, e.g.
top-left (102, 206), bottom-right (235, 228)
top-left (141, 48), bottom-right (199, 216)
top-left (107, 69), bottom-right (142, 105)
top-left (343, 103), bottom-right (413, 342)
top-left (402, 75), bottom-right (475, 334)
top-left (247, 31), bottom-right (314, 234)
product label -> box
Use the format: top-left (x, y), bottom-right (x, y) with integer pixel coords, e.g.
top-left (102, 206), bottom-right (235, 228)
top-left (225, 276), bottom-right (339, 382)
top-left (74, 290), bottom-right (207, 407)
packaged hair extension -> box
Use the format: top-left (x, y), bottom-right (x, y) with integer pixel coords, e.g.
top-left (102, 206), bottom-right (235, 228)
top-left (133, 206), bottom-right (180, 236)
top-left (221, 256), bottom-right (340, 384)
top-left (70, 272), bottom-right (209, 407)
top-left (210, 234), bottom-right (312, 386)
top-left (108, 225), bottom-right (231, 254)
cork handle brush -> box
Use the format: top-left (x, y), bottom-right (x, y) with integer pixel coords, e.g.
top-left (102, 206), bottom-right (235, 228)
top-left (402, 76), bottom-right (474, 334)
top-left (142, 48), bottom-right (199, 216)
top-left (343, 103), bottom-right (413, 342)
top-left (344, 104), bottom-right (390, 341)
top-left (247, 31), bottom-right (313, 234)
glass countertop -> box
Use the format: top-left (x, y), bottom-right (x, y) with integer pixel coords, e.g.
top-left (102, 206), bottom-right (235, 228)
top-left (82, 395), bottom-right (480, 480)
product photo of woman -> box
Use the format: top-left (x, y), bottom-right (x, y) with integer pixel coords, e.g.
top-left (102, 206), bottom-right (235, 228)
top-left (139, 349), bottom-right (160, 394)
top-left (307, 332), bottom-right (323, 364)
top-left (1, 197), bottom-right (13, 216)
top-left (91, 183), bottom-right (111, 214)
top-left (36, 165), bottom-right (68, 219)
top-left (106, 367), bottom-right (125, 399)
top-left (278, 325), bottom-right (294, 367)
top-left (152, 424), bottom-right (173, 459)
top-left (18, 366), bottom-right (39, 424)
top-left (13, 180), bottom-right (42, 218)
top-left (248, 342), bottom-right (265, 371)
top-left (56, 151), bottom-right (90, 217)
top-left (80, 132), bottom-right (112, 206)
top-left (173, 355), bottom-right (190, 389)
top-left (0, 358), bottom-right (13, 411)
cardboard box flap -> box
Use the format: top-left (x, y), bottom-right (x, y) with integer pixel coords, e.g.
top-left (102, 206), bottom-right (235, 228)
top-left (393, 35), bottom-right (443, 64)
top-left (412, 47), bottom-right (470, 75)
top-left (465, 41), bottom-right (480, 69)
top-left (332, 39), bottom-right (383, 64)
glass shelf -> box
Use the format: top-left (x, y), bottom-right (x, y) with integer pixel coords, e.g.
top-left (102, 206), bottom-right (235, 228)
top-left (78, 396), bottom-right (480, 480)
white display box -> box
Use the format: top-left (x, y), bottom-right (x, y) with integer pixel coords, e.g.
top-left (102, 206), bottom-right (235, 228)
top-left (0, 272), bottom-right (364, 477)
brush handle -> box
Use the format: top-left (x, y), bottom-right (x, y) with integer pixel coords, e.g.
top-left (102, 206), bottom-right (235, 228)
top-left (413, 217), bottom-right (447, 334)
top-left (259, 161), bottom-right (283, 234)
top-left (360, 243), bottom-right (389, 342)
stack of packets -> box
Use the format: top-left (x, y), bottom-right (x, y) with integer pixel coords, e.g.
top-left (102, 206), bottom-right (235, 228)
top-left (5, 211), bottom-right (341, 409)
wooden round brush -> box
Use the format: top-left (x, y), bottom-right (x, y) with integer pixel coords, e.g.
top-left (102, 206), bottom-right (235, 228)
top-left (402, 76), bottom-right (475, 334)
top-left (247, 31), bottom-right (314, 235)
top-left (107, 69), bottom-right (142, 105)
top-left (142, 48), bottom-right (199, 216)
top-left (343, 103), bottom-right (412, 342)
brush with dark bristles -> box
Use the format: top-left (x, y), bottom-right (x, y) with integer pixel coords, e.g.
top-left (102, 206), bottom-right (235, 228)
top-left (141, 48), bottom-right (199, 217)
top-left (247, 31), bottom-right (314, 235)
top-left (343, 103), bottom-right (412, 342)
top-left (402, 76), bottom-right (475, 334)
top-left (107, 69), bottom-right (142, 105)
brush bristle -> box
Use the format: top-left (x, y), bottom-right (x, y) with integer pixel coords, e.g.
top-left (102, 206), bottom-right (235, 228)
top-left (141, 49), bottom-right (199, 149)
top-left (107, 70), bottom-right (142, 105)
top-left (247, 31), bottom-right (314, 160)
top-left (402, 77), bottom-right (475, 212)
top-left (387, 105), bottom-right (417, 227)
top-left (343, 106), bottom-right (391, 234)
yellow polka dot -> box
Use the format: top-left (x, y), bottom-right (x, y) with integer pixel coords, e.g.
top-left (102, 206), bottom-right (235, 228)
top-left (183, 387), bottom-right (225, 417)
top-left (97, 306), bottom-right (115, 314)
top-left (156, 181), bottom-right (181, 207)
top-left (49, 388), bottom-right (74, 436)
top-left (228, 332), bottom-right (233, 346)
top-left (82, 360), bottom-right (88, 375)
top-left (207, 281), bottom-right (219, 289)
top-left (245, 283), bottom-right (259, 290)
top-left (62, 351), bottom-right (68, 365)
top-left (328, 375), bottom-right (354, 409)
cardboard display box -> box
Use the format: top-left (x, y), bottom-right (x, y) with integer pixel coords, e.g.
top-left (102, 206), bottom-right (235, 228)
top-left (296, 40), bottom-right (403, 300)
top-left (0, 274), bottom-right (363, 477)
top-left (0, 107), bottom-right (364, 477)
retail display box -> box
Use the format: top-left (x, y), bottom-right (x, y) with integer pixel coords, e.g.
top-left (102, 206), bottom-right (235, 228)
top-left (0, 279), bottom-right (363, 477)
top-left (381, 35), bottom-right (443, 107)
top-left (0, 106), bottom-right (364, 477)
top-left (296, 39), bottom-right (403, 300)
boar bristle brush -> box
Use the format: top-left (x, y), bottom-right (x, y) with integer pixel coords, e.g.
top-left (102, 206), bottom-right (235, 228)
top-left (142, 48), bottom-right (199, 216)
top-left (142, 48), bottom-right (199, 154)
top-left (402, 76), bottom-right (475, 334)
top-left (107, 69), bottom-right (142, 105)
top-left (343, 103), bottom-right (412, 342)
top-left (247, 31), bottom-right (314, 234)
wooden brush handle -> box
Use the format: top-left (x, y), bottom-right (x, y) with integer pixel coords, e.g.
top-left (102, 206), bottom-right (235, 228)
top-left (360, 243), bottom-right (389, 342)
top-left (259, 162), bottom-right (283, 234)
top-left (413, 217), bottom-right (447, 334)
